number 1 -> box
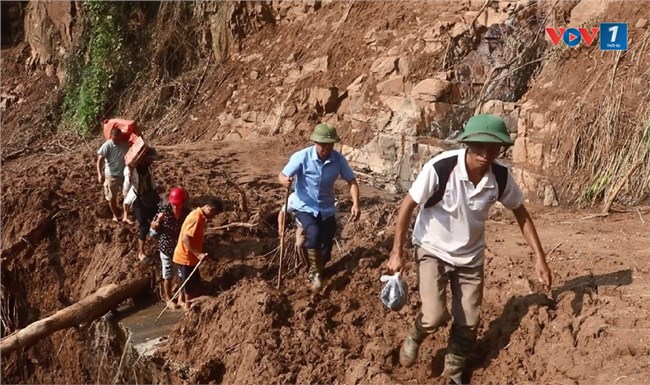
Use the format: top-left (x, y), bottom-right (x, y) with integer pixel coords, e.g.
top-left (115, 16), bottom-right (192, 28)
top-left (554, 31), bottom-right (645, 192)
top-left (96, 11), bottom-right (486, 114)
top-left (609, 26), bottom-right (618, 42)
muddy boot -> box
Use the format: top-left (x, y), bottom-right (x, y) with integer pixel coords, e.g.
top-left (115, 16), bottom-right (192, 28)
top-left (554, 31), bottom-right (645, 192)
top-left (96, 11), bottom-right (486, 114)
top-left (307, 248), bottom-right (324, 292)
top-left (399, 322), bottom-right (427, 367)
top-left (441, 324), bottom-right (476, 384)
top-left (441, 354), bottom-right (464, 385)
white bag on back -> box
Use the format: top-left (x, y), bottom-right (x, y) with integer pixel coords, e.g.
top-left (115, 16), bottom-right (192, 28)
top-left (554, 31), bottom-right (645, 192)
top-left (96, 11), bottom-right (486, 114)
top-left (380, 272), bottom-right (408, 311)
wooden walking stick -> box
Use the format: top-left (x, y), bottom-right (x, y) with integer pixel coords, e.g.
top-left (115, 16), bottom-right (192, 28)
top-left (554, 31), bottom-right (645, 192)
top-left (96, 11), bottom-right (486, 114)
top-left (277, 187), bottom-right (290, 289)
top-left (153, 259), bottom-right (204, 325)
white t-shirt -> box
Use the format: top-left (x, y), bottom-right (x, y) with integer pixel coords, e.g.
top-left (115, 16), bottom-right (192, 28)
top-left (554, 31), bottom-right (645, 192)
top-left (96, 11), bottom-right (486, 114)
top-left (281, 193), bottom-right (303, 227)
top-left (409, 149), bottom-right (525, 267)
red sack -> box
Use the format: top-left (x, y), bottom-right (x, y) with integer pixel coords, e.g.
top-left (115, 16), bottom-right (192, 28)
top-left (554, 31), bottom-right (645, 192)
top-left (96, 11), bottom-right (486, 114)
top-left (124, 136), bottom-right (149, 168)
top-left (102, 118), bottom-right (139, 145)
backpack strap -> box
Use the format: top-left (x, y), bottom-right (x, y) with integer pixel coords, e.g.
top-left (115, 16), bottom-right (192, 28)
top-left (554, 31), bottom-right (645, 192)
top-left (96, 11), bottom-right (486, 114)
top-left (423, 156), bottom-right (458, 208)
top-left (491, 162), bottom-right (508, 200)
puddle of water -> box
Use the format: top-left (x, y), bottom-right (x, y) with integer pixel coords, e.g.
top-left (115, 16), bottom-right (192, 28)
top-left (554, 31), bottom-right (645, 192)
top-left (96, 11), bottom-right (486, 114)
top-left (117, 304), bottom-right (183, 356)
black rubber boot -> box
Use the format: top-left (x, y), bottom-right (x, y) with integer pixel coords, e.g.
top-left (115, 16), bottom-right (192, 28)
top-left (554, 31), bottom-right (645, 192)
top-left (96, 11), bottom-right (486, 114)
top-left (307, 248), bottom-right (324, 292)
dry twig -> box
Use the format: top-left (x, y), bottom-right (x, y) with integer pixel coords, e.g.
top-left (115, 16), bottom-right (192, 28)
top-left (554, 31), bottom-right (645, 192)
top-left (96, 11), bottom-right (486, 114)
top-left (601, 160), bottom-right (644, 214)
top-left (209, 221), bottom-right (259, 231)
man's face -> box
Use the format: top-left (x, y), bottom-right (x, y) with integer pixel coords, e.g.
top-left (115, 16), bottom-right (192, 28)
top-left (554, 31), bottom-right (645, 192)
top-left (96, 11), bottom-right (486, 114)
top-left (315, 142), bottom-right (334, 159)
top-left (466, 142), bottom-right (502, 167)
top-left (111, 132), bottom-right (121, 143)
top-left (204, 206), bottom-right (221, 219)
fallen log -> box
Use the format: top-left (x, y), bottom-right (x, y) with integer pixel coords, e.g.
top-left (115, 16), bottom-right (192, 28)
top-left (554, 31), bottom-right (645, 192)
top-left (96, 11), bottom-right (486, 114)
top-left (0, 276), bottom-right (151, 355)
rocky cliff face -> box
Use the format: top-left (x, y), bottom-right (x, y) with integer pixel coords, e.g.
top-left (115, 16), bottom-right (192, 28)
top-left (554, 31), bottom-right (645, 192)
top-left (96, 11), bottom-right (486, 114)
top-left (3, 0), bottom-right (649, 205)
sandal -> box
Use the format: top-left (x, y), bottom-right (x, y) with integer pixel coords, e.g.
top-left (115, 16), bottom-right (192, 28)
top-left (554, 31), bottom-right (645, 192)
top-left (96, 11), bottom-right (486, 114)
top-left (138, 255), bottom-right (153, 265)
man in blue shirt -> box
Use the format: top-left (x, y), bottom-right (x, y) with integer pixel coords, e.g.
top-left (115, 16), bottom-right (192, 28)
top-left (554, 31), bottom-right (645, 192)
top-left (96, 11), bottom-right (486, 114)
top-left (279, 123), bottom-right (361, 292)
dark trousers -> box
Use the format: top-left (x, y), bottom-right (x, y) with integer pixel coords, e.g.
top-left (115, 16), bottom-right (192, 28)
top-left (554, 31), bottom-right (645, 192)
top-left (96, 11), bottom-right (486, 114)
top-left (133, 201), bottom-right (157, 241)
top-left (294, 211), bottom-right (337, 264)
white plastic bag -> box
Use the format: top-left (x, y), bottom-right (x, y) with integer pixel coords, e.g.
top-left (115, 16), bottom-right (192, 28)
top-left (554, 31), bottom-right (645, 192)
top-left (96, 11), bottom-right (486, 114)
top-left (124, 187), bottom-right (137, 206)
top-left (380, 272), bottom-right (408, 311)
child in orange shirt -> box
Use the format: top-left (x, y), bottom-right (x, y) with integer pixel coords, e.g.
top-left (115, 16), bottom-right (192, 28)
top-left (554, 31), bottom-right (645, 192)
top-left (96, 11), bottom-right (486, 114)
top-left (172, 198), bottom-right (223, 310)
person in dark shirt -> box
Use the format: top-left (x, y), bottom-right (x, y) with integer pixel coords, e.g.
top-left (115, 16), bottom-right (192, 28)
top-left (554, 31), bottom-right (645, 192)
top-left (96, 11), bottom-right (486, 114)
top-left (150, 187), bottom-right (190, 309)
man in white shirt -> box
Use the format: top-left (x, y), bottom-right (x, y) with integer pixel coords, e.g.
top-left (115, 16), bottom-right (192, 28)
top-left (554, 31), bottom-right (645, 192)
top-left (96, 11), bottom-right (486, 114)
top-left (386, 114), bottom-right (552, 384)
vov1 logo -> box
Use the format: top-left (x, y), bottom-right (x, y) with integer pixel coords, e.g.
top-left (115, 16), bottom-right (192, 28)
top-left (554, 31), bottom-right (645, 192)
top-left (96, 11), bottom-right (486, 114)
top-left (545, 23), bottom-right (628, 51)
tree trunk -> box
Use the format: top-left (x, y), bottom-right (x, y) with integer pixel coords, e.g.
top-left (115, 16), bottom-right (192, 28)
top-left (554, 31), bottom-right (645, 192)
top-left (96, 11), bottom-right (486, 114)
top-left (0, 277), bottom-right (151, 355)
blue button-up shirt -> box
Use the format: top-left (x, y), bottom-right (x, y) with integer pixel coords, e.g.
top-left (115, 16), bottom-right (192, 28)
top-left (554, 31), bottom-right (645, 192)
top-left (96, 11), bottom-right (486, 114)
top-left (281, 146), bottom-right (355, 219)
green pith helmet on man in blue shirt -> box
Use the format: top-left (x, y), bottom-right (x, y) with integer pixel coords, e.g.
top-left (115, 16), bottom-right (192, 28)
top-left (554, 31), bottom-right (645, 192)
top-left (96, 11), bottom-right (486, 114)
top-left (310, 123), bottom-right (341, 144)
top-left (457, 114), bottom-right (513, 147)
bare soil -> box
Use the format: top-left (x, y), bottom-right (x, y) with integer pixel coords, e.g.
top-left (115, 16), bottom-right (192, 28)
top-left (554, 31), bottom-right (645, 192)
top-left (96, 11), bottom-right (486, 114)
top-left (2, 1), bottom-right (650, 384)
top-left (2, 136), bottom-right (649, 384)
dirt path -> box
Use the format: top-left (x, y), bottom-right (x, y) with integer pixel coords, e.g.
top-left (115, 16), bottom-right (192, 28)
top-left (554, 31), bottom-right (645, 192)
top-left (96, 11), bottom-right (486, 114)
top-left (2, 137), bottom-right (649, 384)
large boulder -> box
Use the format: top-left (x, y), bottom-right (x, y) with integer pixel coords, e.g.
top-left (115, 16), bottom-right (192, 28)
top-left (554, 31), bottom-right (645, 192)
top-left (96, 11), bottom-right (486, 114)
top-left (411, 79), bottom-right (452, 102)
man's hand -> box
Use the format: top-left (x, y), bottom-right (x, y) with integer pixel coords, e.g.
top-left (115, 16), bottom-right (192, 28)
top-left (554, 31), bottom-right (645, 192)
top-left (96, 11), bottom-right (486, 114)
top-left (350, 204), bottom-right (361, 222)
top-left (386, 248), bottom-right (404, 273)
top-left (279, 174), bottom-right (293, 188)
top-left (535, 256), bottom-right (552, 292)
top-left (197, 252), bottom-right (208, 262)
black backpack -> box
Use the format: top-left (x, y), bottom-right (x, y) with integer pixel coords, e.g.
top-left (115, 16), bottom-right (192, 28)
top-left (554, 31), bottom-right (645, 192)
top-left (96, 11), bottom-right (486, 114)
top-left (423, 155), bottom-right (509, 209)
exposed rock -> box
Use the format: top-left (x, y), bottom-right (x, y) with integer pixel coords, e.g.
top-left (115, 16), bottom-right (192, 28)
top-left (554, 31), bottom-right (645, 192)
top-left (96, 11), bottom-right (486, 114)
top-left (397, 56), bottom-right (410, 77)
top-left (302, 55), bottom-right (329, 74)
top-left (1, 93), bottom-right (19, 110)
top-left (425, 102), bottom-right (453, 121)
top-left (411, 79), bottom-right (452, 102)
top-left (463, 9), bottom-right (510, 27)
top-left (25, 1), bottom-right (74, 66)
top-left (284, 69), bottom-right (302, 84)
top-left (424, 41), bottom-right (445, 54)
top-left (450, 22), bottom-right (470, 39)
top-left (527, 141), bottom-right (544, 169)
top-left (423, 29), bottom-right (442, 42)
top-left (241, 111), bottom-right (262, 123)
top-left (370, 56), bottom-right (398, 77)
top-left (379, 96), bottom-right (409, 113)
top-left (508, 108), bottom-right (520, 133)
top-left (376, 76), bottom-right (405, 95)
top-left (432, 20), bottom-right (453, 35)
top-left (364, 28), bottom-right (378, 44)
top-left (529, 112), bottom-right (545, 129)
top-left (338, 93), bottom-right (365, 115)
top-left (569, 0), bottom-right (608, 27)
top-left (307, 87), bottom-right (339, 113)
top-left (544, 185), bottom-right (560, 207)
top-left (342, 96), bottom-right (439, 190)
top-left (281, 119), bottom-right (297, 134)
top-left (250, 71), bottom-right (259, 80)
top-left (517, 120), bottom-right (528, 136)
top-left (511, 167), bottom-right (544, 199)
top-left (513, 137), bottom-right (527, 163)
top-left (383, 97), bottom-right (425, 137)
top-left (241, 53), bottom-right (264, 63)
top-left (375, 110), bottom-right (392, 131)
top-left (406, 142), bottom-right (447, 182)
top-left (347, 74), bottom-right (366, 93)
top-left (350, 114), bottom-right (372, 123)
top-left (431, 71), bottom-right (447, 81)
top-left (636, 18), bottom-right (648, 29)
top-left (284, 103), bottom-right (297, 117)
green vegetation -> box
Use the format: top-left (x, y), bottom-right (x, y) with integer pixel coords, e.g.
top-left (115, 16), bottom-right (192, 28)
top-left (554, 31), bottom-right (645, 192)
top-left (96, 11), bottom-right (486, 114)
top-left (61, 2), bottom-right (136, 135)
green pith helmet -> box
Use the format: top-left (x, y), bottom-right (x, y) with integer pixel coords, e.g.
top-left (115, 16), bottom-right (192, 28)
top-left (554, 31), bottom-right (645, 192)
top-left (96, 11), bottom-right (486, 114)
top-left (458, 114), bottom-right (513, 146)
top-left (310, 123), bottom-right (341, 144)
